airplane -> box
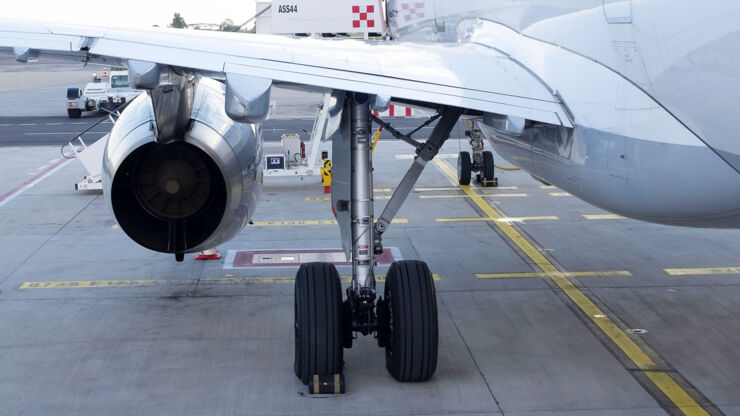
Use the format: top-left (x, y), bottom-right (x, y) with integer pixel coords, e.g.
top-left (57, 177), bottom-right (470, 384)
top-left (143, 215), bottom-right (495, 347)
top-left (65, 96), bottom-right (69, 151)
top-left (1, 0), bottom-right (739, 390)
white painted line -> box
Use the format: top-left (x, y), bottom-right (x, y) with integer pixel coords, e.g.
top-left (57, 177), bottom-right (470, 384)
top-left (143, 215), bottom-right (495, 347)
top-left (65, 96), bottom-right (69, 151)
top-left (0, 159), bottom-right (72, 209)
top-left (17, 123), bottom-right (36, 126)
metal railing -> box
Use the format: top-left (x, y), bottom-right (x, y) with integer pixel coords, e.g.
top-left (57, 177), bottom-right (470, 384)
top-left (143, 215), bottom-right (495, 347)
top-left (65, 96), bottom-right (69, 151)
top-left (60, 102), bottom-right (130, 159)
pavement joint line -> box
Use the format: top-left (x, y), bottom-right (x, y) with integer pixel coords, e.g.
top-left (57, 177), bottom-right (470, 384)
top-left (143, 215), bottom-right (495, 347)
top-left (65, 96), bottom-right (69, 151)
top-left (432, 158), bottom-right (711, 416)
top-left (436, 216), bottom-right (559, 223)
top-left (664, 267), bottom-right (740, 276)
top-left (249, 219), bottom-right (409, 226)
top-left (584, 214), bottom-right (626, 220)
top-left (476, 270), bottom-right (632, 279)
top-left (18, 274), bottom-right (442, 289)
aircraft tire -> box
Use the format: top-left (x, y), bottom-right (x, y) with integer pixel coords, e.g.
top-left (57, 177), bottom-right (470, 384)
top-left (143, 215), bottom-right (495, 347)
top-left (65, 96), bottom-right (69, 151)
top-left (294, 262), bottom-right (344, 385)
top-left (67, 109), bottom-right (82, 119)
top-left (384, 260), bottom-right (439, 382)
top-left (457, 151), bottom-right (472, 185)
top-left (482, 151), bottom-right (496, 187)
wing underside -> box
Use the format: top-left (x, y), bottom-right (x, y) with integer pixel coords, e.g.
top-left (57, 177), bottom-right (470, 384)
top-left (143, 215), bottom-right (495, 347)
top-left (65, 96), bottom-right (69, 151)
top-left (0, 19), bottom-right (572, 127)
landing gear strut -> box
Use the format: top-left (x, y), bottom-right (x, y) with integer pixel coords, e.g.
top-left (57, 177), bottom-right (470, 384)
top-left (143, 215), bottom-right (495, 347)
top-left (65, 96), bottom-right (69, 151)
top-left (458, 124), bottom-right (497, 187)
top-left (294, 93), bottom-right (462, 390)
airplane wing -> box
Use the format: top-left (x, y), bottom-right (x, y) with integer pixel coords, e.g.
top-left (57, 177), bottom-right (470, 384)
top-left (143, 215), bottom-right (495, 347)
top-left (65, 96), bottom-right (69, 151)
top-left (0, 19), bottom-right (573, 127)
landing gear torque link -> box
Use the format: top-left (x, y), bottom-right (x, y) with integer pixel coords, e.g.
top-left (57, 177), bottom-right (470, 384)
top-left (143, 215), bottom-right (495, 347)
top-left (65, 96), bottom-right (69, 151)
top-left (293, 92), bottom-right (462, 391)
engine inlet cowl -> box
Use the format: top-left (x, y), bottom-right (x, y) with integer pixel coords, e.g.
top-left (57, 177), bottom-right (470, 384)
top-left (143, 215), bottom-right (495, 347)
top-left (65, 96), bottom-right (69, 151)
top-left (102, 78), bottom-right (263, 254)
top-left (112, 141), bottom-right (227, 253)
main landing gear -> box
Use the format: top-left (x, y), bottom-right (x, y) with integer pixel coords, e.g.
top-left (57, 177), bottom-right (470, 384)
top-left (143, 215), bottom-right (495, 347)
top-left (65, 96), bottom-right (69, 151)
top-left (457, 124), bottom-right (497, 187)
top-left (294, 93), bottom-right (462, 391)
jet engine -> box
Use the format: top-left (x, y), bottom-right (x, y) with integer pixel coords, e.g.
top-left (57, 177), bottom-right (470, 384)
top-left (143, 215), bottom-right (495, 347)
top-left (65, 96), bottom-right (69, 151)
top-left (102, 78), bottom-right (263, 254)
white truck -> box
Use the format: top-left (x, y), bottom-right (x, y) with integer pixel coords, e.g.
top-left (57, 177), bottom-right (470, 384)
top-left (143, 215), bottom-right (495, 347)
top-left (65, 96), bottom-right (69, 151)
top-left (66, 69), bottom-right (143, 118)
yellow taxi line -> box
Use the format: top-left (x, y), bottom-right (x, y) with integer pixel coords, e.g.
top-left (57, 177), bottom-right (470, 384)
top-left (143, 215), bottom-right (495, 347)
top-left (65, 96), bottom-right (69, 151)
top-left (306, 195), bottom-right (392, 201)
top-left (583, 214), bottom-right (625, 220)
top-left (19, 274), bottom-right (442, 289)
top-left (476, 270), bottom-right (632, 279)
top-left (664, 267), bottom-right (740, 276)
top-left (436, 216), bottom-right (558, 223)
top-left (250, 219), bottom-right (409, 226)
top-left (420, 193), bottom-right (528, 199)
top-left (432, 158), bottom-right (709, 416)
top-left (415, 186), bottom-right (519, 192)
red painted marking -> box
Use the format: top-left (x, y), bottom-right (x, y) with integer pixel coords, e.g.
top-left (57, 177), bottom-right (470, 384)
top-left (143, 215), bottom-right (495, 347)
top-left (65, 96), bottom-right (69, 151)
top-left (232, 249), bottom-right (396, 268)
top-left (0, 158), bottom-right (67, 205)
top-left (194, 253), bottom-right (221, 261)
top-left (360, 12), bottom-right (367, 20)
top-left (368, 20), bottom-right (375, 27)
top-left (353, 20), bottom-right (361, 28)
top-left (367, 5), bottom-right (375, 13)
top-left (352, 5), bottom-right (360, 13)
top-left (406, 107), bottom-right (412, 116)
top-left (389, 105), bottom-right (395, 117)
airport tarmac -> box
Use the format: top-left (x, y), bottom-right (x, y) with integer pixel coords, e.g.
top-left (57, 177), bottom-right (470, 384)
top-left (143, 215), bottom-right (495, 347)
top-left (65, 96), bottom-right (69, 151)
top-left (2, 60), bottom-right (740, 416)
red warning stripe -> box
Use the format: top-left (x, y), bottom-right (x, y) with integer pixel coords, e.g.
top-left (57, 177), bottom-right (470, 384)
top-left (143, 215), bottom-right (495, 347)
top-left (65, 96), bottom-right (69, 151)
top-left (0, 158), bottom-right (69, 206)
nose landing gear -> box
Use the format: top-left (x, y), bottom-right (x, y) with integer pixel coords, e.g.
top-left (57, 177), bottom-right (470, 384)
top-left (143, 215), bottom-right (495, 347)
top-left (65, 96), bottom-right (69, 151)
top-left (457, 125), bottom-right (498, 187)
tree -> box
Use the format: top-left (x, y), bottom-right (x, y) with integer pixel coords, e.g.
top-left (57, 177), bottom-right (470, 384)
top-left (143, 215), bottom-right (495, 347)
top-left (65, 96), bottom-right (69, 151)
top-left (220, 19), bottom-right (239, 32)
top-left (170, 13), bottom-right (187, 29)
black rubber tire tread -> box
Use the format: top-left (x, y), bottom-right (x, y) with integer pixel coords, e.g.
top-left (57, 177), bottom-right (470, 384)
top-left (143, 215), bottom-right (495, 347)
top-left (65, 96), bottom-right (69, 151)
top-left (482, 151), bottom-right (495, 186)
top-left (457, 151), bottom-right (472, 185)
top-left (294, 262), bottom-right (344, 385)
top-left (385, 260), bottom-right (439, 382)
top-left (67, 109), bottom-right (82, 119)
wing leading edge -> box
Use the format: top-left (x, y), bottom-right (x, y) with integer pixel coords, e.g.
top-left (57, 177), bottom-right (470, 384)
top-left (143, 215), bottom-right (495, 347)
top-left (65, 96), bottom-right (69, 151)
top-left (0, 19), bottom-right (573, 127)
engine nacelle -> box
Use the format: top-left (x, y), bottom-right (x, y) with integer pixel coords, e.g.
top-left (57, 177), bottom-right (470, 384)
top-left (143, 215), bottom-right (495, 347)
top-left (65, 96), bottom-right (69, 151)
top-left (103, 78), bottom-right (263, 254)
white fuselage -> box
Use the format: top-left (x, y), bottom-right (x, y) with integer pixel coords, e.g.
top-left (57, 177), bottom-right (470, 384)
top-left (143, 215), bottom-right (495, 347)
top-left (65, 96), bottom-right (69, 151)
top-left (388, 0), bottom-right (740, 227)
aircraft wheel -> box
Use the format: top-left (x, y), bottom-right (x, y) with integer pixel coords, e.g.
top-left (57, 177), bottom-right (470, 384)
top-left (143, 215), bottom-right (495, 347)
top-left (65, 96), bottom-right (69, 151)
top-left (482, 151), bottom-right (496, 187)
top-left (294, 262), bottom-right (344, 385)
top-left (67, 109), bottom-right (82, 119)
top-left (457, 151), bottom-right (472, 185)
top-left (383, 260), bottom-right (439, 382)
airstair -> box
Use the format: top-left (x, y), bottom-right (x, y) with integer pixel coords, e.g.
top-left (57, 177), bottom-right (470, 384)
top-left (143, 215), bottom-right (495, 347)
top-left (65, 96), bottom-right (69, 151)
top-left (60, 106), bottom-right (126, 191)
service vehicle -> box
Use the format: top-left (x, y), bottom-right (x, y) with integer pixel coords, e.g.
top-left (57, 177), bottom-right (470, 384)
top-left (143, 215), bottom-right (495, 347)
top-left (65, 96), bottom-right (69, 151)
top-left (66, 69), bottom-right (143, 118)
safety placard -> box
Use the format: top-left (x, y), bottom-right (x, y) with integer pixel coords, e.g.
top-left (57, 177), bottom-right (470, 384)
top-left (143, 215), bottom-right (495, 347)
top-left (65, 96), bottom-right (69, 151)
top-left (271, 0), bottom-right (386, 34)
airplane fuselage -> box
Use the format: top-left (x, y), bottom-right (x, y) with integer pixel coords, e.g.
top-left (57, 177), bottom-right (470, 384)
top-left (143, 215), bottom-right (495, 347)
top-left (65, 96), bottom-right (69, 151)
top-left (388, 0), bottom-right (740, 227)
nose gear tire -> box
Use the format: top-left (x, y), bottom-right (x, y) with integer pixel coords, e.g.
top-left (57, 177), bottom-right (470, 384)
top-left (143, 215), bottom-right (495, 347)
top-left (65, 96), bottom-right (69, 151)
top-left (457, 151), bottom-right (472, 185)
top-left (294, 262), bottom-right (344, 385)
top-left (482, 151), bottom-right (496, 187)
top-left (383, 260), bottom-right (439, 382)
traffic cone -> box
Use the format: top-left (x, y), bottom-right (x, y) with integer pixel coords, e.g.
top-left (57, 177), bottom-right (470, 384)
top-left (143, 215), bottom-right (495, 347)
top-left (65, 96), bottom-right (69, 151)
top-left (102, 67), bottom-right (108, 78)
top-left (194, 248), bottom-right (221, 261)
